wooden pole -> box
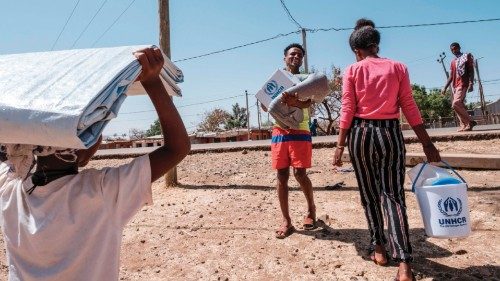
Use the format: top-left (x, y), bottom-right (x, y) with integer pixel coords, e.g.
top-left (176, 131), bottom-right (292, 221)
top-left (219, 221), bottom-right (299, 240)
top-left (301, 28), bottom-right (308, 73)
top-left (438, 52), bottom-right (458, 126)
top-left (159, 0), bottom-right (170, 58)
top-left (245, 90), bottom-right (250, 140)
top-left (159, 0), bottom-right (177, 186)
top-left (474, 59), bottom-right (486, 116)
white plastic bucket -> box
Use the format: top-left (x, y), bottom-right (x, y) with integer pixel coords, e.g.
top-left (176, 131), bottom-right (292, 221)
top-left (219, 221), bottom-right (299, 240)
top-left (409, 162), bottom-right (471, 238)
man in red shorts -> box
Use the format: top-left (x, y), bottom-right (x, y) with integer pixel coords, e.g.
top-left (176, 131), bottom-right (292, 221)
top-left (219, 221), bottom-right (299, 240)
top-left (263, 43), bottom-right (316, 239)
top-left (442, 42), bottom-right (476, 131)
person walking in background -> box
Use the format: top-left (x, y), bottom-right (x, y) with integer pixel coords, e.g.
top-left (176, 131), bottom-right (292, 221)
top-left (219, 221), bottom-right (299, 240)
top-left (333, 19), bottom-right (441, 281)
top-left (441, 42), bottom-right (477, 131)
top-left (309, 118), bottom-right (318, 136)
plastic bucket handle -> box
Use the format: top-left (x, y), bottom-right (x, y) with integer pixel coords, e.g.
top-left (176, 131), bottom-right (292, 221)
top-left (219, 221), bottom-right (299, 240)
top-left (411, 160), bottom-right (467, 192)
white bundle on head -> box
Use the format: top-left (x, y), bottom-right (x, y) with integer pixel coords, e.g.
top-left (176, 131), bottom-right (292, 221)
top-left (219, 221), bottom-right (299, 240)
top-left (0, 144), bottom-right (77, 179)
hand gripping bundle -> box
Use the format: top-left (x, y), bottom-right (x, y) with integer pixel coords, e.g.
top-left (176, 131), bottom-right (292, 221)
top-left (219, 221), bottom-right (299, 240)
top-left (255, 69), bottom-right (329, 130)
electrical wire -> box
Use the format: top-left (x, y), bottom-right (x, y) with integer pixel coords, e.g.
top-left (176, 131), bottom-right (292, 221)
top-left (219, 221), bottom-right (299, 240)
top-left (70, 0), bottom-right (109, 48)
top-left (306, 17), bottom-right (500, 33)
top-left (119, 94), bottom-right (246, 114)
top-left (174, 18), bottom-right (500, 63)
top-left (279, 0), bottom-right (302, 29)
top-left (173, 30), bottom-right (300, 62)
top-left (482, 78), bottom-right (500, 83)
top-left (91, 0), bottom-right (137, 47)
top-left (50, 0), bottom-right (81, 50)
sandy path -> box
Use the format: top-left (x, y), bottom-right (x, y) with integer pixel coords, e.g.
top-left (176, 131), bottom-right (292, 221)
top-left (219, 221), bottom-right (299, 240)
top-left (0, 140), bottom-right (498, 280)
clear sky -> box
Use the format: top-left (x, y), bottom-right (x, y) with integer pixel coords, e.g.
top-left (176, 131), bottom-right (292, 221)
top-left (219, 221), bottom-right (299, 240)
top-left (1, 0), bottom-right (499, 136)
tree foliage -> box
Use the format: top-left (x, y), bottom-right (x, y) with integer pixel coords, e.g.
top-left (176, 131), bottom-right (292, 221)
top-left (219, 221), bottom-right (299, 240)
top-left (411, 84), bottom-right (453, 120)
top-left (145, 119), bottom-right (161, 137)
top-left (197, 108), bottom-right (231, 132)
top-left (225, 103), bottom-right (248, 129)
top-left (129, 128), bottom-right (146, 140)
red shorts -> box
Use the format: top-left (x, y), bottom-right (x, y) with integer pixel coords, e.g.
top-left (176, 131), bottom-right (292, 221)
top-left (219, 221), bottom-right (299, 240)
top-left (271, 127), bottom-right (312, 170)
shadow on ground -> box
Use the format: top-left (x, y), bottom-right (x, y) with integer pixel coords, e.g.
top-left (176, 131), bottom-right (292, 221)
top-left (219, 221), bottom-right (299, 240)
top-left (295, 221), bottom-right (499, 281)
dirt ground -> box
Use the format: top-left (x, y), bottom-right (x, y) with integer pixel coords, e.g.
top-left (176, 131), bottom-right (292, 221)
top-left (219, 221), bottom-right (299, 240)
top-left (0, 140), bottom-right (498, 280)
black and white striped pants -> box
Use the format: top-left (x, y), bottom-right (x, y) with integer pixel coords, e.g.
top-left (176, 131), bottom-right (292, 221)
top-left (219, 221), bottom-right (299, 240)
top-left (348, 118), bottom-right (412, 262)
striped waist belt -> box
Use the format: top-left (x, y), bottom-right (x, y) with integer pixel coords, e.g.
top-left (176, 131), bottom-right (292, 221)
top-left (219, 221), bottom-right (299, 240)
top-left (271, 134), bottom-right (312, 143)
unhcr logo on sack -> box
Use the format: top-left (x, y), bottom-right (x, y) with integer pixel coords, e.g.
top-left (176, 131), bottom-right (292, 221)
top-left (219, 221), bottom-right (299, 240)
top-left (265, 80), bottom-right (285, 99)
top-left (437, 197), bottom-right (467, 227)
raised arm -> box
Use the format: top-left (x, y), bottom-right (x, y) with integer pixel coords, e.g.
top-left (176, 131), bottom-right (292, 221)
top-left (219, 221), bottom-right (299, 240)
top-left (135, 48), bottom-right (190, 182)
top-left (441, 62), bottom-right (454, 96)
top-left (333, 68), bottom-right (355, 166)
top-left (399, 66), bottom-right (441, 163)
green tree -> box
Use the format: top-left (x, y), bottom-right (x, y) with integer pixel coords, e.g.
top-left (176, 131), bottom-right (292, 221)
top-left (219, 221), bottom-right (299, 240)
top-left (412, 84), bottom-right (453, 120)
top-left (225, 103), bottom-right (248, 129)
top-left (145, 119), bottom-right (161, 137)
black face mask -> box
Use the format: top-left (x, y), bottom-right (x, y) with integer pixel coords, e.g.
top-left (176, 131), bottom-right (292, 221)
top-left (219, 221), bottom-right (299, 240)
top-left (27, 168), bottom-right (78, 195)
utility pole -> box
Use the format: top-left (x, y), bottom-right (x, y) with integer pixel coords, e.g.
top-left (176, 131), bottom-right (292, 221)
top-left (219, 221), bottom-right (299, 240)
top-left (159, 0), bottom-right (177, 186)
top-left (245, 90), bottom-right (251, 140)
top-left (437, 52), bottom-right (458, 126)
top-left (301, 28), bottom-right (308, 73)
top-left (256, 100), bottom-right (261, 133)
top-left (437, 52), bottom-right (449, 79)
top-left (474, 58), bottom-right (486, 116)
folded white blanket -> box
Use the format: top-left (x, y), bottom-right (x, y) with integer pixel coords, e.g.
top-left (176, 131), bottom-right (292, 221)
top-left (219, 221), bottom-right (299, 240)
top-left (268, 72), bottom-right (329, 129)
top-left (0, 45), bottom-right (183, 149)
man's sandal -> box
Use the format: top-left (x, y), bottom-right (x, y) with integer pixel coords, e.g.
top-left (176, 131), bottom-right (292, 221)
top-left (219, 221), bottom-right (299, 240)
top-left (303, 217), bottom-right (316, 230)
top-left (275, 225), bottom-right (295, 239)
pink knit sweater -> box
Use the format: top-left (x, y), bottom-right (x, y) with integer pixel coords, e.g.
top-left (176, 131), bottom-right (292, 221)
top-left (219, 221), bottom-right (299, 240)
top-left (339, 57), bottom-right (423, 129)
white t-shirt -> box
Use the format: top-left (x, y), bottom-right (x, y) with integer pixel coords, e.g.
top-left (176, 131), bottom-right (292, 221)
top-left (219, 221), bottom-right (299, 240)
top-left (0, 155), bottom-right (152, 281)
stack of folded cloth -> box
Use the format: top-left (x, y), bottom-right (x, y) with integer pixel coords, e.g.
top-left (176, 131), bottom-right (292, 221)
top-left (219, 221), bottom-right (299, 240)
top-left (0, 45), bottom-right (183, 149)
top-left (268, 72), bottom-right (329, 129)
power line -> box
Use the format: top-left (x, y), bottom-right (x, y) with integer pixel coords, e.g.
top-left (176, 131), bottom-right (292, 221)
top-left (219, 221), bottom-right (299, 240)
top-left (174, 18), bottom-right (500, 63)
top-left (71, 0), bottom-right (109, 48)
top-left (50, 0), bottom-right (81, 50)
top-left (178, 94), bottom-right (245, 108)
top-left (91, 0), bottom-right (137, 47)
top-left (483, 82), bottom-right (500, 86)
top-left (378, 17), bottom-right (500, 29)
top-left (119, 94), bottom-right (246, 115)
top-left (405, 54), bottom-right (436, 65)
top-left (307, 17), bottom-right (500, 33)
top-left (279, 0), bottom-right (302, 29)
top-left (483, 78), bottom-right (500, 83)
top-left (173, 30), bottom-right (300, 63)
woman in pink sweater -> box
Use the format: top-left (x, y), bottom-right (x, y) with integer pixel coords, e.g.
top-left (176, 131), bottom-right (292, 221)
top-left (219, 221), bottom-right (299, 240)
top-left (333, 19), bottom-right (441, 281)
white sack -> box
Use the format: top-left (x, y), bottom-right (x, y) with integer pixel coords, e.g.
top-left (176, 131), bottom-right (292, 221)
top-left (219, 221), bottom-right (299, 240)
top-left (0, 45), bottom-right (183, 149)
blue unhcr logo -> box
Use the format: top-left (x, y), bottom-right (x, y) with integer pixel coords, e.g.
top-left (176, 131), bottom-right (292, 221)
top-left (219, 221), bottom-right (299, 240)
top-left (438, 197), bottom-right (462, 217)
top-left (264, 80), bottom-right (285, 99)
top-left (437, 197), bottom-right (467, 227)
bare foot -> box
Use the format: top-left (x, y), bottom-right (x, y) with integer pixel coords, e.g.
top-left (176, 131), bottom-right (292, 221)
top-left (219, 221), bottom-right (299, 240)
top-left (395, 262), bottom-right (415, 281)
top-left (370, 244), bottom-right (388, 266)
